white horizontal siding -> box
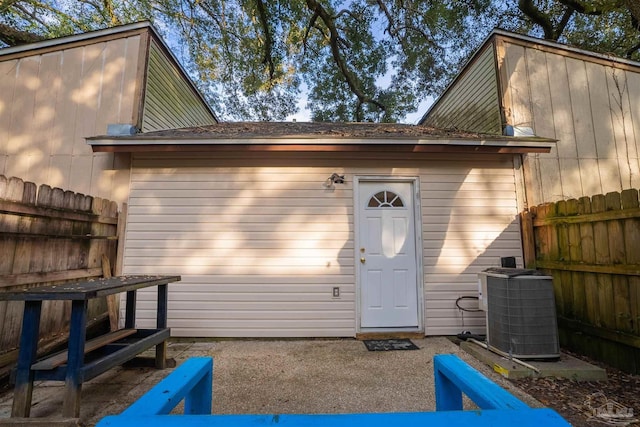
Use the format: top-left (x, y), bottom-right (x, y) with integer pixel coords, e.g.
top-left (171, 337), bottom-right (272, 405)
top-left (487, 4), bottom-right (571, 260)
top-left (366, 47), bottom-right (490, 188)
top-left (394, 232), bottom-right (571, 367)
top-left (420, 157), bottom-right (520, 335)
top-left (125, 161), bottom-right (355, 337)
top-left (124, 153), bottom-right (521, 337)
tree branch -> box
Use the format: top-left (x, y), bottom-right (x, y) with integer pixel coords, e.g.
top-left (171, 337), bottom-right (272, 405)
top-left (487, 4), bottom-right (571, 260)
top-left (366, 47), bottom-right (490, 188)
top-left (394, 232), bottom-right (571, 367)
top-left (14, 3), bottom-right (54, 30)
top-left (0, 23), bottom-right (45, 46)
top-left (518, 0), bottom-right (556, 39)
top-left (333, 8), bottom-right (361, 21)
top-left (556, 0), bottom-right (615, 15)
top-left (0, 0), bottom-right (21, 14)
top-left (625, 40), bottom-right (640, 57)
top-left (374, 0), bottom-right (437, 49)
top-left (305, 0), bottom-right (385, 118)
top-left (555, 7), bottom-right (575, 38)
top-left (303, 11), bottom-right (320, 52)
top-left (625, 0), bottom-right (640, 30)
top-left (253, 0), bottom-right (276, 80)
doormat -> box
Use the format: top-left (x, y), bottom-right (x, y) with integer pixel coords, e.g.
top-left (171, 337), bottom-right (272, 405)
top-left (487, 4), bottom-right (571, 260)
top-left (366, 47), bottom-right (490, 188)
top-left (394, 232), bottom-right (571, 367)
top-left (363, 339), bottom-right (419, 351)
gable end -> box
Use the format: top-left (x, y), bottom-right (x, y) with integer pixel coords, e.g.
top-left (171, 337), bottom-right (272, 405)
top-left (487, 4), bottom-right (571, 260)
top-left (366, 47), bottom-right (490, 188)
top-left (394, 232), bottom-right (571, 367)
top-left (420, 44), bottom-right (502, 135)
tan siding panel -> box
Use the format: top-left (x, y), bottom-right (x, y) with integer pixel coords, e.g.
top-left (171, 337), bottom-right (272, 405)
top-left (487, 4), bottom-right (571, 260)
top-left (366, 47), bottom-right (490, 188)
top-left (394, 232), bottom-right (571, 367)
top-left (522, 48), bottom-right (552, 204)
top-left (0, 60), bottom-right (18, 152)
top-left (141, 41), bottom-right (216, 132)
top-left (566, 58), bottom-right (598, 159)
top-left (505, 42), bottom-right (640, 205)
top-left (628, 71), bottom-right (640, 175)
top-left (578, 158), bottom-right (603, 196)
top-left (71, 42), bottom-right (103, 155)
top-left (118, 36), bottom-right (141, 124)
top-left (34, 53), bottom-right (62, 156)
top-left (586, 63), bottom-right (617, 160)
top-left (8, 56), bottom-right (39, 157)
top-left (69, 154), bottom-right (94, 195)
top-left (95, 37), bottom-right (128, 137)
top-left (124, 153), bottom-right (521, 337)
top-left (423, 46), bottom-right (502, 133)
top-left (47, 154), bottom-right (73, 188)
top-left (55, 48), bottom-right (83, 156)
top-left (547, 54), bottom-right (578, 159)
top-left (0, 36), bottom-right (140, 201)
top-left (526, 48), bottom-right (555, 140)
top-left (607, 69), bottom-right (640, 189)
top-left (503, 43), bottom-right (532, 129)
top-left (0, 34), bottom-right (142, 203)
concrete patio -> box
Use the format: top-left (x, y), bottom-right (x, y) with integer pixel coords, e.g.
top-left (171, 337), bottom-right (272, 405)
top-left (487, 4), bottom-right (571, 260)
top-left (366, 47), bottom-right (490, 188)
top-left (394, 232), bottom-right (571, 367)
top-left (0, 337), bottom-right (541, 426)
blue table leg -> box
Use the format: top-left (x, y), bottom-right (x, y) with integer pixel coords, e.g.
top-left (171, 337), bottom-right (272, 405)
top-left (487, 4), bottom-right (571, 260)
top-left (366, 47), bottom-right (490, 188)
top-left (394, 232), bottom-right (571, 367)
top-left (434, 357), bottom-right (464, 411)
top-left (11, 300), bottom-right (42, 417)
top-left (125, 290), bottom-right (136, 329)
top-left (62, 299), bottom-right (88, 418)
top-left (155, 284), bottom-right (168, 369)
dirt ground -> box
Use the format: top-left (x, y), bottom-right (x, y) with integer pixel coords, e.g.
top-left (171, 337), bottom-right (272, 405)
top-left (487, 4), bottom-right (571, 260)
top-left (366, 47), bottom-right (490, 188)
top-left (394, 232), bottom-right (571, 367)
top-left (511, 352), bottom-right (640, 427)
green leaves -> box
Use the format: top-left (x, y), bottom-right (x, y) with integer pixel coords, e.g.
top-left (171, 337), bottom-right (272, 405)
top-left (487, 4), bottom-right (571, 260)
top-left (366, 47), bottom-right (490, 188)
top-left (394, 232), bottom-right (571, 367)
top-left (1, 0), bottom-right (639, 121)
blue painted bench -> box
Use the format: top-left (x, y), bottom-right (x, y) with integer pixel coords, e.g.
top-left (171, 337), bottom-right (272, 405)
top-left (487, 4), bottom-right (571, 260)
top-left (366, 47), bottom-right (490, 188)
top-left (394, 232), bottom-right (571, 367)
top-left (96, 354), bottom-right (570, 426)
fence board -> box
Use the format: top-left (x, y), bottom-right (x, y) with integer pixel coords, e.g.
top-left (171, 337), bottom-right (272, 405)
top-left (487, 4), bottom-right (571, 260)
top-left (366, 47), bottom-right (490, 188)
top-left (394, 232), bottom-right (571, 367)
top-left (566, 199), bottom-right (586, 322)
top-left (524, 188), bottom-right (640, 373)
top-left (0, 174), bottom-right (119, 365)
top-left (590, 194), bottom-right (616, 329)
top-left (621, 189), bottom-right (640, 335)
top-left (605, 193), bottom-right (631, 333)
top-left (556, 201), bottom-right (573, 317)
top-left (578, 197), bottom-right (598, 325)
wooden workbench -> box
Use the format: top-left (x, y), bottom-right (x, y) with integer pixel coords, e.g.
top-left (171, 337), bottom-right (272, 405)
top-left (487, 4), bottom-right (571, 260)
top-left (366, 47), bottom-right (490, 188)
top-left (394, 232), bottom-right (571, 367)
top-left (0, 275), bottom-right (181, 418)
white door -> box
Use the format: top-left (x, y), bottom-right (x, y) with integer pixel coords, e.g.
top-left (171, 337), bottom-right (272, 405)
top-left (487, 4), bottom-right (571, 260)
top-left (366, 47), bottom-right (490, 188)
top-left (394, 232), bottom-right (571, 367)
top-left (358, 181), bottom-right (419, 328)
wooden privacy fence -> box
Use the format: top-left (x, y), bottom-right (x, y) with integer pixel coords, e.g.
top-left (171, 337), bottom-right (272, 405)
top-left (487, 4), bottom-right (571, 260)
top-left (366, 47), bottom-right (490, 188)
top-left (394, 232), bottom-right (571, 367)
top-left (521, 188), bottom-right (640, 373)
top-left (0, 174), bottom-right (120, 374)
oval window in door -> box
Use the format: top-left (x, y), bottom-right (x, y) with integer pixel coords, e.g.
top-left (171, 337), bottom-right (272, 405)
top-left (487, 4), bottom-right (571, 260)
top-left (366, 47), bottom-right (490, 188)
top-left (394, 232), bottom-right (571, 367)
top-left (367, 190), bottom-right (404, 208)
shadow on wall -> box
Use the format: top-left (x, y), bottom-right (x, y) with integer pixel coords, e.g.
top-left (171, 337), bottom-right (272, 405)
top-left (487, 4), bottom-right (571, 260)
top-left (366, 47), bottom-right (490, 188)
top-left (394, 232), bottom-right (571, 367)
top-left (119, 152), bottom-right (526, 338)
top-left (0, 36), bottom-right (140, 202)
top-left (423, 156), bottom-right (524, 336)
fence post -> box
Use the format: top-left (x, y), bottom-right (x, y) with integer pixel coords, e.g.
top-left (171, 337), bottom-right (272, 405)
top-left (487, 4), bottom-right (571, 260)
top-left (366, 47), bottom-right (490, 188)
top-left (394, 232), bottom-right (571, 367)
top-left (520, 209), bottom-right (536, 269)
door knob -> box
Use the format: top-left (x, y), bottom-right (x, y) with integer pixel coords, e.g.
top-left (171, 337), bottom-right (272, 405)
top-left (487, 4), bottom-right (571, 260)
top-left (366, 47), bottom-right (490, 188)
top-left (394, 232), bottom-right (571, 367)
top-left (360, 257), bottom-right (366, 264)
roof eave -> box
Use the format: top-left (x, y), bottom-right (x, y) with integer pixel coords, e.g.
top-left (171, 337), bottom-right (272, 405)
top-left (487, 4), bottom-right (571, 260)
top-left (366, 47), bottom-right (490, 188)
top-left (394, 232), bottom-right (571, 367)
top-left (491, 28), bottom-right (640, 69)
top-left (0, 21), bottom-right (153, 58)
top-left (87, 136), bottom-right (555, 154)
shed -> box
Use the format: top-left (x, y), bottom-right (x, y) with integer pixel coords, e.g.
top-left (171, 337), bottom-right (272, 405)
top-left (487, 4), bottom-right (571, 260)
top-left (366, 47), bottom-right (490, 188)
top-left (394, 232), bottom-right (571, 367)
top-left (0, 21), bottom-right (217, 203)
top-left (87, 122), bottom-right (554, 337)
top-left (2, 23), bottom-right (562, 338)
top-left (420, 29), bottom-right (640, 206)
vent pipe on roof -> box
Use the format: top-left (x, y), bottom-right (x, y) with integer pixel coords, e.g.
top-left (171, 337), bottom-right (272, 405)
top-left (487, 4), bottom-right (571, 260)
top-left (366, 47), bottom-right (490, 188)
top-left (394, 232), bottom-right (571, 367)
top-left (504, 125), bottom-right (535, 137)
top-left (107, 124), bottom-right (138, 136)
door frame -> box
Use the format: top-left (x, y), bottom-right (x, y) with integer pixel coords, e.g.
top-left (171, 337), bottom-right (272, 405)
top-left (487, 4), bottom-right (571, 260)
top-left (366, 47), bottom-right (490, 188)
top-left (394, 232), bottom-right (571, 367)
top-left (354, 176), bottom-right (424, 334)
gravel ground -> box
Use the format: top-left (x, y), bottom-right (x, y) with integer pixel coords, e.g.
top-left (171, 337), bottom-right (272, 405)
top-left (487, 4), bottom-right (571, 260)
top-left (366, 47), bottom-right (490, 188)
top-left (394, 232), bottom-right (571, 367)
top-left (0, 337), bottom-right (542, 426)
top-left (173, 337), bottom-right (540, 414)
